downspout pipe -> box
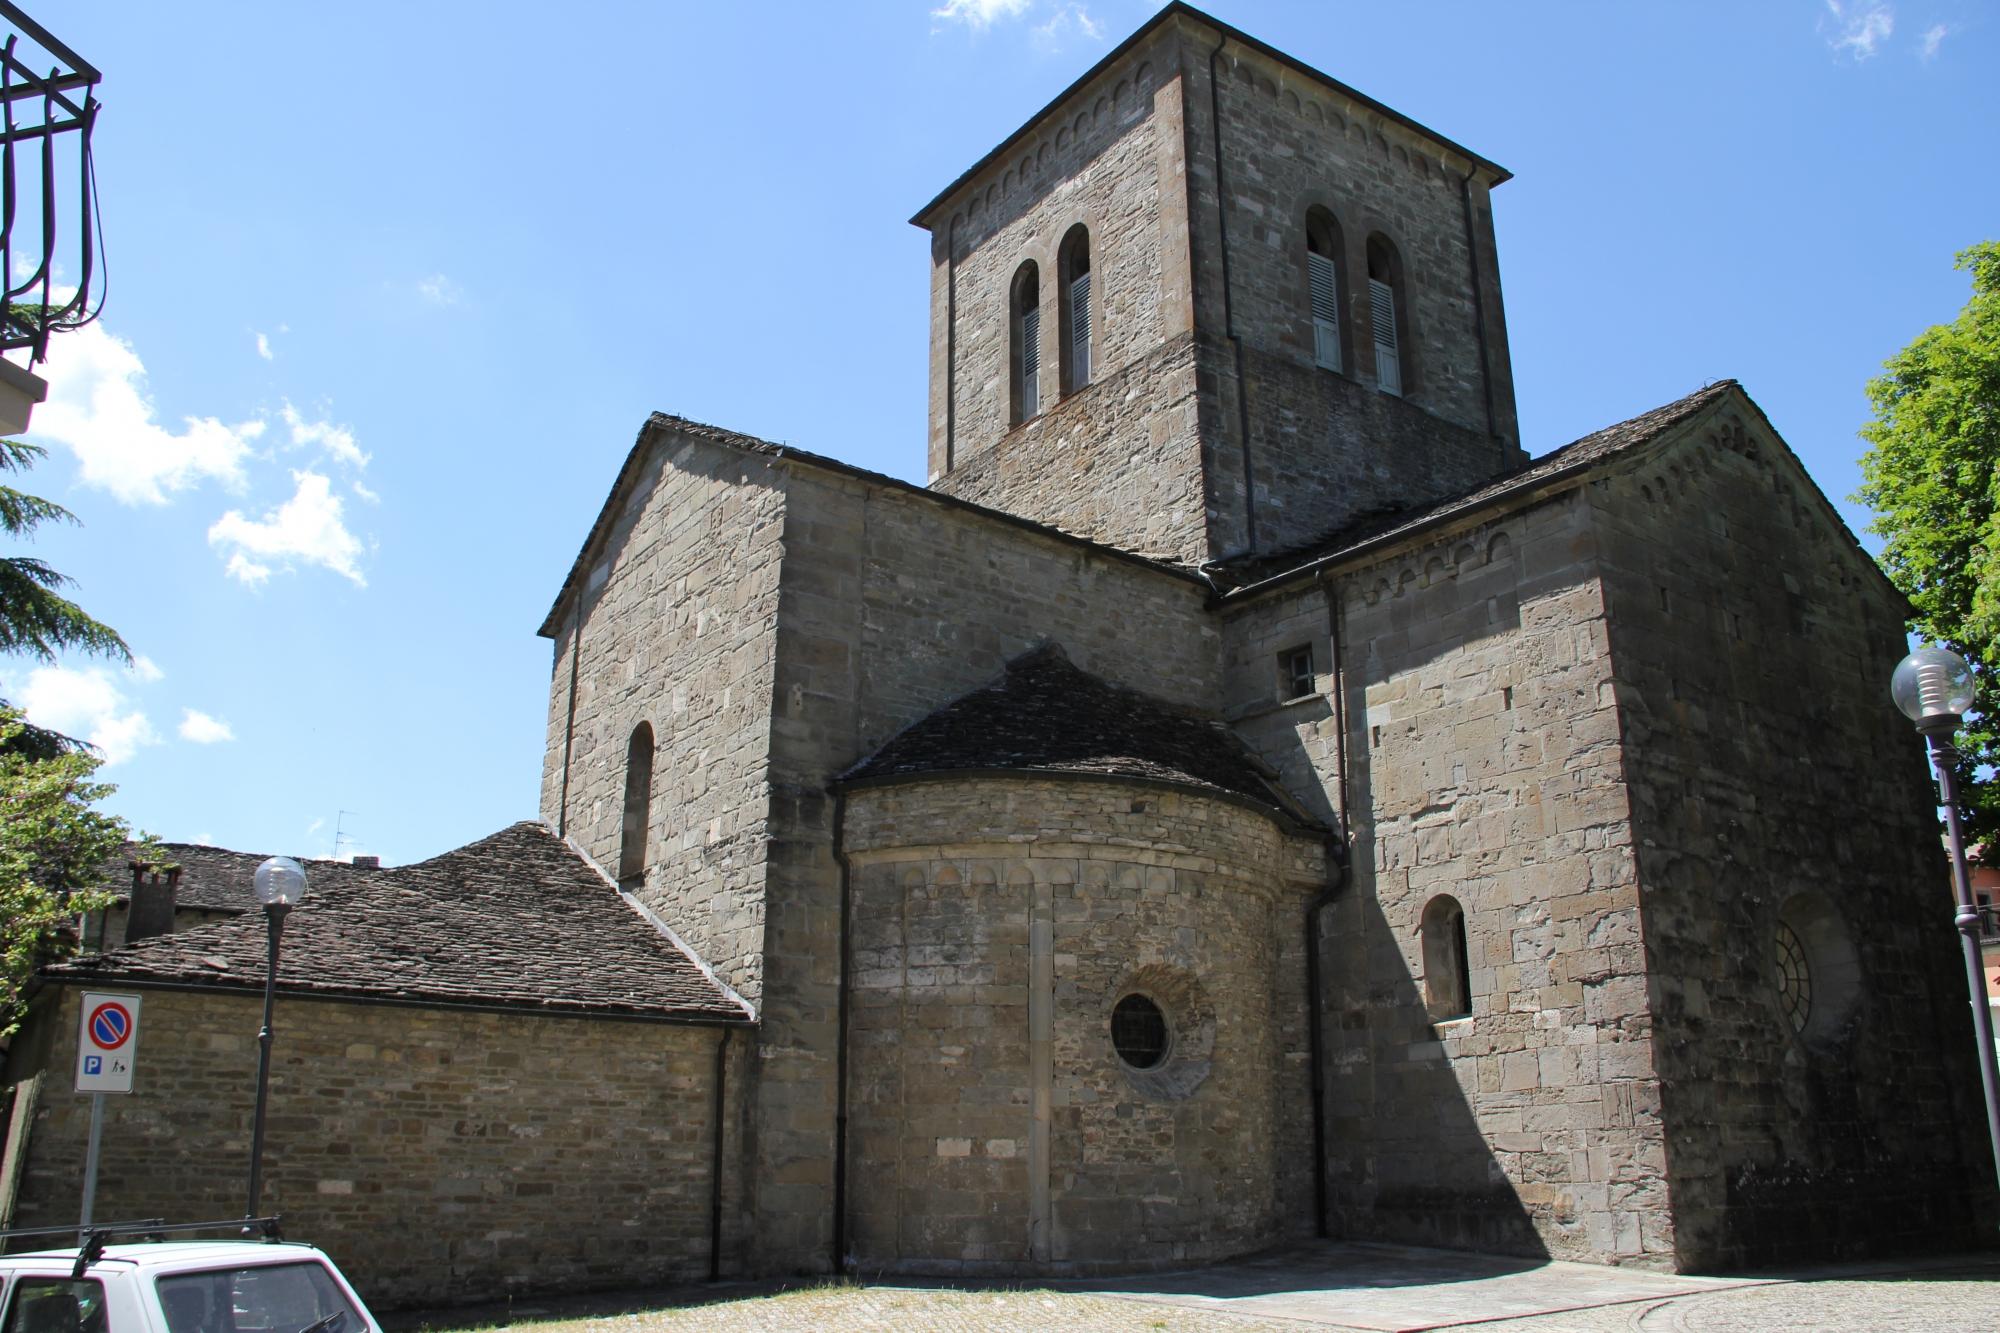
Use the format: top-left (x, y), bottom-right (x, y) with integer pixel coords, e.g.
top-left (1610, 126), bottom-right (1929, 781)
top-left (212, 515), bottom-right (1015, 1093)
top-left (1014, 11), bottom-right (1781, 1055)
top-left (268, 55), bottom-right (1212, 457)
top-left (556, 609), bottom-right (582, 838)
top-left (1208, 33), bottom-right (1258, 556)
top-left (829, 786), bottom-right (854, 1274)
top-left (1307, 567), bottom-right (1357, 1238)
top-left (709, 1026), bottom-right (731, 1281)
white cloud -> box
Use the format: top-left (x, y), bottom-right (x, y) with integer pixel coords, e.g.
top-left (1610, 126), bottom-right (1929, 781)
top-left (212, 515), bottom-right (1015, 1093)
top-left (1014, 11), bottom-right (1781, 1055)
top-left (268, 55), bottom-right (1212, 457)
top-left (255, 331), bottom-right (273, 361)
top-left (351, 478), bottom-right (381, 505)
top-left (305, 816), bottom-right (325, 839)
top-left (208, 470), bottom-right (366, 587)
top-left (4, 663), bottom-right (160, 764)
top-left (1921, 23), bottom-right (1948, 58)
top-left (27, 322), bottom-right (263, 505)
top-left (178, 708), bottom-right (235, 744)
top-left (1032, 3), bottom-right (1102, 50)
top-left (1823, 1), bottom-right (1894, 59)
top-left (281, 401), bottom-right (369, 470)
top-left (416, 274), bottom-right (462, 306)
top-left (933, 0), bottom-right (1032, 30)
top-left (129, 655), bottom-right (164, 683)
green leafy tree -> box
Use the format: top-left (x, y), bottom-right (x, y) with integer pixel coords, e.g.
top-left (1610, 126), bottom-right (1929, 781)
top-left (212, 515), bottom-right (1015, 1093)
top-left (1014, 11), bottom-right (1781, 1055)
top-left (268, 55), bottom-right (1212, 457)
top-left (0, 436), bottom-right (137, 1035)
top-left (1855, 241), bottom-right (2000, 843)
top-left (0, 707), bottom-right (123, 1037)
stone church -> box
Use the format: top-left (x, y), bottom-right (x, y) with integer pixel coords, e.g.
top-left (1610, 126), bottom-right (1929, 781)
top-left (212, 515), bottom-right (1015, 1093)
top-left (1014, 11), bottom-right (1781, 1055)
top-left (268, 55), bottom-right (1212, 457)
top-left (4, 0), bottom-right (1990, 1302)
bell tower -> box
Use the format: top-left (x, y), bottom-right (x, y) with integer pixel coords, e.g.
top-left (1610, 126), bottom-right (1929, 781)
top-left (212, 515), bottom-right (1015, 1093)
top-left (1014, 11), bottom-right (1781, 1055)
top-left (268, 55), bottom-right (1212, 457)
top-left (913, 2), bottom-right (1524, 566)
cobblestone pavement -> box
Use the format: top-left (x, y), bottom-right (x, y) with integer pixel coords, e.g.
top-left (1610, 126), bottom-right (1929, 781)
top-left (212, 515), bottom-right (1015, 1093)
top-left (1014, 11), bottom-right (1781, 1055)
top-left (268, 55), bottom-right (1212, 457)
top-left (401, 1250), bottom-right (2000, 1333)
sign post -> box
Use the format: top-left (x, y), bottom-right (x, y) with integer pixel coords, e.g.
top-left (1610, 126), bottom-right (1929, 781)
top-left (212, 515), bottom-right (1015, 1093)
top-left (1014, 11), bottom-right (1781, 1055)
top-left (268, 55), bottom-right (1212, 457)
top-left (74, 992), bottom-right (141, 1234)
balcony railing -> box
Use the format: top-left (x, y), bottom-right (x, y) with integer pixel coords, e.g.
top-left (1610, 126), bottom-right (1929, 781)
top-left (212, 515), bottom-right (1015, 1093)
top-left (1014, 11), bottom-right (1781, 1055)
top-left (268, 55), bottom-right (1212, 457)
top-left (0, 2), bottom-right (102, 364)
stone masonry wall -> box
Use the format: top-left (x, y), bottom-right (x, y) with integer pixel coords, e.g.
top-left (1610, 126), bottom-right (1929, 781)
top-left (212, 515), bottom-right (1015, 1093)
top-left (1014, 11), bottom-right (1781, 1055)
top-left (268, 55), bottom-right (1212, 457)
top-left (5, 988), bottom-right (735, 1309)
top-left (842, 777), bottom-right (1321, 1273)
top-left (1587, 409), bottom-right (1992, 1269)
top-left (1222, 486), bottom-right (1677, 1266)
top-left (733, 464), bottom-right (1221, 1274)
top-left (1179, 19), bottom-right (1523, 557)
top-left (540, 427), bottom-right (785, 1000)
top-left (926, 31), bottom-right (1207, 561)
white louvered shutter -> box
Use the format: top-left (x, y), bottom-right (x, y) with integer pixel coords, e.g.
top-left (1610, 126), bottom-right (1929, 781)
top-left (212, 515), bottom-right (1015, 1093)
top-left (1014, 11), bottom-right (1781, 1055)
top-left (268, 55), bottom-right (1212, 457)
top-left (1020, 306), bottom-right (1040, 418)
top-left (1369, 277), bottom-right (1402, 396)
top-left (1309, 251), bottom-right (1340, 371)
top-left (1070, 271), bottom-right (1092, 388)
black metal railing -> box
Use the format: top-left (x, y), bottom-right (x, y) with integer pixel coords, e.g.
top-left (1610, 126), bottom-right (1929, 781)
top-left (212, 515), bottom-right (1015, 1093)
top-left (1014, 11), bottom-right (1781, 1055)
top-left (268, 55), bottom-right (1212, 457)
top-left (1980, 901), bottom-right (2000, 945)
top-left (0, 2), bottom-right (101, 365)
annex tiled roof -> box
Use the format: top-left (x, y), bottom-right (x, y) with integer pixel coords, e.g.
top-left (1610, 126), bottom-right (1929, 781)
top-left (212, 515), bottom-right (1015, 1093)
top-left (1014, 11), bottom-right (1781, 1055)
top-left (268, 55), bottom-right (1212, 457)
top-left (50, 823), bottom-right (751, 1024)
top-left (1218, 381), bottom-right (1741, 592)
top-left (841, 643), bottom-right (1322, 830)
top-left (99, 841), bottom-right (272, 914)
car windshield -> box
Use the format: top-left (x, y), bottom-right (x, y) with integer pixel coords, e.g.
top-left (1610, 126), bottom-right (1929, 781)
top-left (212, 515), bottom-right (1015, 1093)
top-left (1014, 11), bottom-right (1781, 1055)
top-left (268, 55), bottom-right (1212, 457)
top-left (154, 1263), bottom-right (360, 1333)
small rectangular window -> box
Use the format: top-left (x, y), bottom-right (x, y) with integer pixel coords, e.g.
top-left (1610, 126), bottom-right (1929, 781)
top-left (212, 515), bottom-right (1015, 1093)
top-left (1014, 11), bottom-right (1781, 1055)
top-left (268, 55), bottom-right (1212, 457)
top-left (1020, 306), bottom-right (1040, 419)
top-left (1369, 277), bottom-right (1401, 396)
top-left (1279, 645), bottom-right (1314, 700)
top-left (1308, 251), bottom-right (1341, 371)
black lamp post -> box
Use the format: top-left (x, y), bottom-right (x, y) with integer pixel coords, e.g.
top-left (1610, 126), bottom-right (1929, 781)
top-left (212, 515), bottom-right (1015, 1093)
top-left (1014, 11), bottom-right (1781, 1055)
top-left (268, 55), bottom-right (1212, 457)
top-left (1891, 645), bottom-right (2000, 1193)
top-left (245, 855), bottom-right (307, 1219)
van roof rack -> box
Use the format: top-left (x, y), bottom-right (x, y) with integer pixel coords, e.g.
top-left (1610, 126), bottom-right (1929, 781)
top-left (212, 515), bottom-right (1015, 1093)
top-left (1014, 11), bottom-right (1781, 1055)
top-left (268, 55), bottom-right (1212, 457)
top-left (0, 1216), bottom-right (282, 1279)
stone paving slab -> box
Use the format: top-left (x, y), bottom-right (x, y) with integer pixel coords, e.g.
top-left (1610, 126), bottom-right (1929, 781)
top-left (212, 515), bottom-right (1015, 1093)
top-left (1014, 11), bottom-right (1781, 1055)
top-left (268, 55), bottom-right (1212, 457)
top-left (1048, 1240), bottom-right (1771, 1330)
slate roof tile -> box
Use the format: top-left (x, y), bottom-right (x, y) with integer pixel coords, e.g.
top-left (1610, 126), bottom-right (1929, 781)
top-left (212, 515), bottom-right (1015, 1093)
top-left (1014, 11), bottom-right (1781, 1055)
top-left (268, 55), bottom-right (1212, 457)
top-left (50, 823), bottom-right (750, 1024)
top-left (842, 643), bottom-right (1323, 830)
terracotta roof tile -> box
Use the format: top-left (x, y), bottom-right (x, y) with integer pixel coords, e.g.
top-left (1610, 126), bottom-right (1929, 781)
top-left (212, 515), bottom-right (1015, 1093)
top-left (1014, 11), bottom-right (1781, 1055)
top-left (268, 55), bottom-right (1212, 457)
top-left (51, 823), bottom-right (750, 1024)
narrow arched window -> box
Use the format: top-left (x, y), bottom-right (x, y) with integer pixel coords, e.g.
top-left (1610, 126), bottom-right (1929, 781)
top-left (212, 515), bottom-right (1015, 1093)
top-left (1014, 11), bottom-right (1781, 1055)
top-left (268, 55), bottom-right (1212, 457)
top-left (1305, 209), bottom-right (1345, 373)
top-left (618, 722), bottom-right (654, 890)
top-left (1420, 894), bottom-right (1471, 1020)
top-left (1058, 225), bottom-right (1092, 395)
top-left (1011, 261), bottom-right (1041, 425)
top-left (1366, 234), bottom-right (1408, 397)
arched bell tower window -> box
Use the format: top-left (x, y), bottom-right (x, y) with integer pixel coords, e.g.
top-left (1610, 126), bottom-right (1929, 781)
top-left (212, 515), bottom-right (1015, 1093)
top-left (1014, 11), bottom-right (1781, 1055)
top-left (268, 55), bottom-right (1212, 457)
top-left (1305, 208), bottom-right (1346, 374)
top-left (1366, 234), bottom-right (1409, 397)
top-left (1011, 260), bottom-right (1041, 425)
top-left (618, 722), bottom-right (654, 890)
top-left (1420, 894), bottom-right (1471, 1020)
top-left (1058, 224), bottom-right (1093, 396)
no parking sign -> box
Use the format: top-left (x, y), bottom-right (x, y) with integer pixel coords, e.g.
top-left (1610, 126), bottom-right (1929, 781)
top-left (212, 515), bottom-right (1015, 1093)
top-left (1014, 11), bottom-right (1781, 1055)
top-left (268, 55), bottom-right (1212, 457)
top-left (74, 991), bottom-right (142, 1093)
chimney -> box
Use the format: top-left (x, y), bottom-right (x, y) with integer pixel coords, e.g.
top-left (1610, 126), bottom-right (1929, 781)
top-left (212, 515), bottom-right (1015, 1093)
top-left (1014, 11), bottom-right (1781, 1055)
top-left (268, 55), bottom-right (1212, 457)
top-left (125, 863), bottom-right (182, 944)
top-left (352, 855), bottom-right (380, 869)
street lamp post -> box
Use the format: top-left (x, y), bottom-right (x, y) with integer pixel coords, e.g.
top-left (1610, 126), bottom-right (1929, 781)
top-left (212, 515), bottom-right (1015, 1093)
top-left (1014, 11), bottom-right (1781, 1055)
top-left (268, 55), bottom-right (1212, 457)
top-left (1891, 645), bottom-right (2000, 1193)
top-left (245, 856), bottom-right (307, 1220)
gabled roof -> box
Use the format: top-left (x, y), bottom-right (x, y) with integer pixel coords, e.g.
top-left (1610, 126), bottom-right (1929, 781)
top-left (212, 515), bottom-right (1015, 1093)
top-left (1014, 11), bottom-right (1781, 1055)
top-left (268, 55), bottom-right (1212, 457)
top-left (910, 1), bottom-right (1508, 228)
top-left (99, 841), bottom-right (273, 914)
top-left (840, 643), bottom-right (1324, 831)
top-left (1214, 381), bottom-right (1745, 595)
top-left (537, 413), bottom-right (1201, 638)
top-left (48, 823), bottom-right (752, 1025)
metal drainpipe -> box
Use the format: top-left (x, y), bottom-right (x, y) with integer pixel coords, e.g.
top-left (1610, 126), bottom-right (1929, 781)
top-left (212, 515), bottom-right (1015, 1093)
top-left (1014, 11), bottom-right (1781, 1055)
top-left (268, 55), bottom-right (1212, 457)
top-left (1306, 567), bottom-right (1356, 1237)
top-left (945, 210), bottom-right (959, 474)
top-left (1208, 33), bottom-right (1258, 556)
top-left (556, 612), bottom-right (582, 838)
top-left (709, 1026), bottom-right (731, 1281)
top-left (1457, 167), bottom-right (1501, 462)
top-left (829, 786), bottom-right (854, 1274)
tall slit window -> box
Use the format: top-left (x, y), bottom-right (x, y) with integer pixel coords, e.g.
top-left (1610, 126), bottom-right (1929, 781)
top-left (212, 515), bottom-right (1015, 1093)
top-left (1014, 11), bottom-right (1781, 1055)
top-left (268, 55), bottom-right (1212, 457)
top-left (1421, 894), bottom-right (1471, 1020)
top-left (1011, 261), bottom-right (1041, 425)
top-left (1059, 224), bottom-right (1092, 395)
top-left (618, 722), bottom-right (654, 890)
top-left (1305, 209), bottom-right (1344, 373)
top-left (1367, 235), bottom-right (1406, 397)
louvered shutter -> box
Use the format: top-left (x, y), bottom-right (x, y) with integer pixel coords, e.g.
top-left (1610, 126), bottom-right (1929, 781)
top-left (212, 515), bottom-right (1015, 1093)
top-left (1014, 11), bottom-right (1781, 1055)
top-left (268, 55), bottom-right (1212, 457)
top-left (1308, 251), bottom-right (1340, 371)
top-left (1369, 277), bottom-right (1402, 396)
top-left (1020, 307), bottom-right (1040, 419)
top-left (1070, 270), bottom-right (1092, 388)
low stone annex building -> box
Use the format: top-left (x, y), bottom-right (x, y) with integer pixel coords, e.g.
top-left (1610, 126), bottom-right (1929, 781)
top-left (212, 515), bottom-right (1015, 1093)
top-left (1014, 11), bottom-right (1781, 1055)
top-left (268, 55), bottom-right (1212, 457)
top-left (2, 0), bottom-right (1993, 1303)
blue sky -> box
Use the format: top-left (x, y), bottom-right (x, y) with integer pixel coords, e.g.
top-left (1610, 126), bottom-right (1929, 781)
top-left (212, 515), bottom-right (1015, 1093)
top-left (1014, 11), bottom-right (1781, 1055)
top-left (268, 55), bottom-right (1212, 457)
top-left (3, 0), bottom-right (1994, 865)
